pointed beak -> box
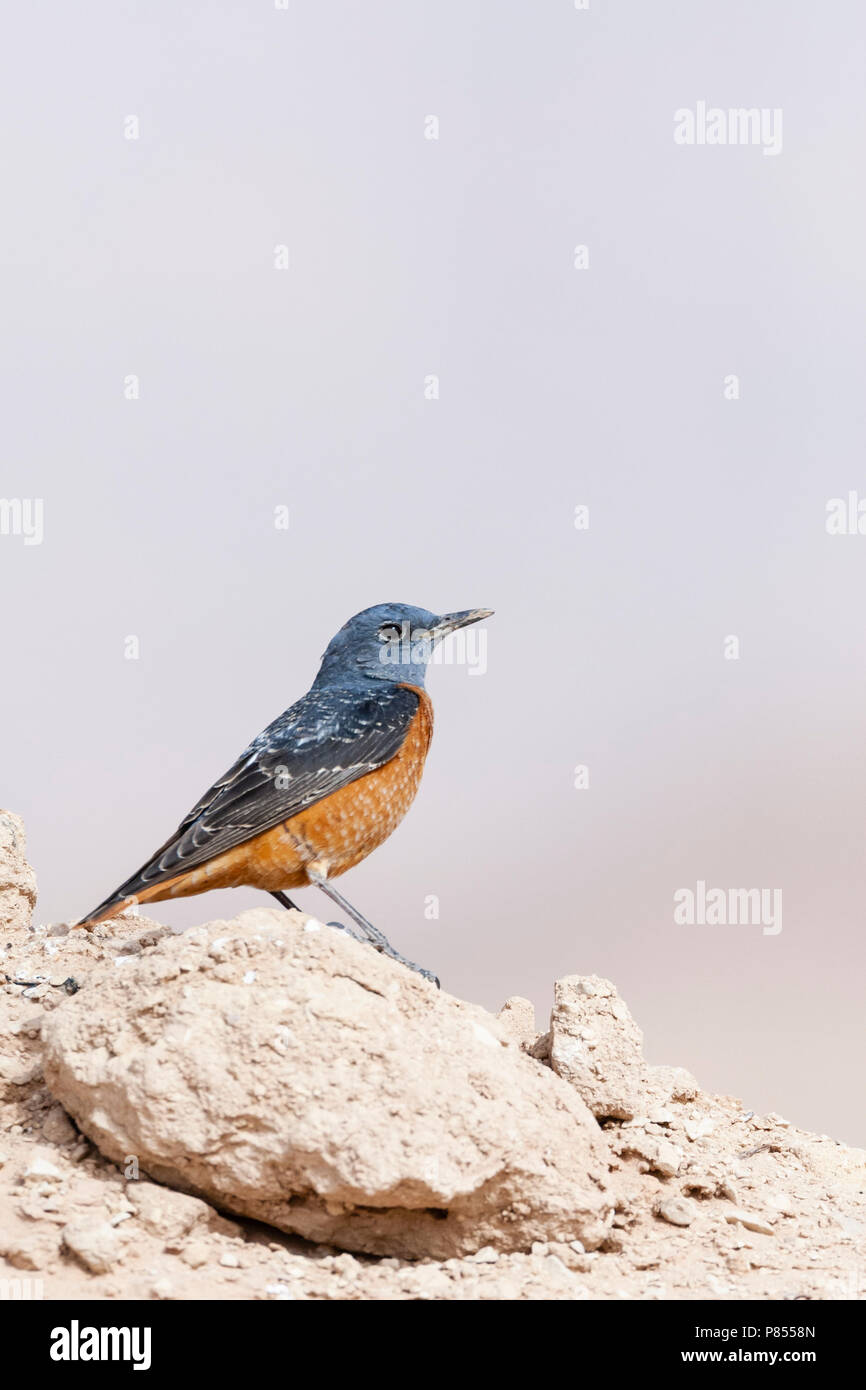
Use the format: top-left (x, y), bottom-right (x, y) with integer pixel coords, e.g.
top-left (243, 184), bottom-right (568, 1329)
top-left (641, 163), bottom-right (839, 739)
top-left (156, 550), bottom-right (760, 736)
top-left (430, 608), bottom-right (494, 640)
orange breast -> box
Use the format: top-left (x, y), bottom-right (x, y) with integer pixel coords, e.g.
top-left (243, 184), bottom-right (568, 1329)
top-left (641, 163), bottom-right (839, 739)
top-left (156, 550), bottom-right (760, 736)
top-left (282, 684), bottom-right (434, 880)
top-left (136, 686), bottom-right (434, 905)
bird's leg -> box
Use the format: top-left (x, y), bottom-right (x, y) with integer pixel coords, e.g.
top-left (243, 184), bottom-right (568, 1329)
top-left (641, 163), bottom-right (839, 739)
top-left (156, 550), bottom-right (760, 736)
top-left (270, 890), bottom-right (302, 911)
top-left (305, 864), bottom-right (440, 988)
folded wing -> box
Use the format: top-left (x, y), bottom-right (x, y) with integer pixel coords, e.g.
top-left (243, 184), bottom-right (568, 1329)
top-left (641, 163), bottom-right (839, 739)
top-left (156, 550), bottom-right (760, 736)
top-left (81, 684), bottom-right (419, 921)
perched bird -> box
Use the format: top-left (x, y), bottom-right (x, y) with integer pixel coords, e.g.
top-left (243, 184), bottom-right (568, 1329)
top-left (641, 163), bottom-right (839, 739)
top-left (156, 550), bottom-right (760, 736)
top-left (77, 603), bottom-right (492, 984)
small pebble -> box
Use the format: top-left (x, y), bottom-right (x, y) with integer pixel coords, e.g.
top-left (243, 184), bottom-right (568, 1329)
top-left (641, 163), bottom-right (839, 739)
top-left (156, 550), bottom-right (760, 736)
top-left (471, 1246), bottom-right (499, 1264)
top-left (24, 1155), bottom-right (64, 1182)
top-left (723, 1206), bottom-right (774, 1236)
top-left (656, 1196), bottom-right (695, 1227)
top-left (180, 1241), bottom-right (209, 1268)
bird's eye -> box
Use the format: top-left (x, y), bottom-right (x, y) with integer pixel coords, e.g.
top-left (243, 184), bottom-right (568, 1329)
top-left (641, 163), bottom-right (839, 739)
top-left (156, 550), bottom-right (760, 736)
top-left (377, 623), bottom-right (400, 643)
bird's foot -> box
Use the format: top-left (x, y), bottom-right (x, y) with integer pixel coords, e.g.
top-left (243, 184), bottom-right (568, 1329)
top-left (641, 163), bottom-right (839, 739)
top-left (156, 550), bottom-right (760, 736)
top-left (326, 920), bottom-right (439, 987)
top-left (302, 868), bottom-right (440, 987)
top-left (379, 946), bottom-right (440, 988)
top-left (325, 918), bottom-right (367, 944)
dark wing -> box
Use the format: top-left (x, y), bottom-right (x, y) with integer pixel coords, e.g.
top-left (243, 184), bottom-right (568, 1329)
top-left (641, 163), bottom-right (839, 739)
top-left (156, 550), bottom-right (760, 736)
top-left (82, 684), bottom-right (419, 920)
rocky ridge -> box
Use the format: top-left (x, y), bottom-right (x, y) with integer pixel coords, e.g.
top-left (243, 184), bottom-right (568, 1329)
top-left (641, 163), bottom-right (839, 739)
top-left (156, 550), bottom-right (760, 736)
top-left (1, 810), bottom-right (863, 1300)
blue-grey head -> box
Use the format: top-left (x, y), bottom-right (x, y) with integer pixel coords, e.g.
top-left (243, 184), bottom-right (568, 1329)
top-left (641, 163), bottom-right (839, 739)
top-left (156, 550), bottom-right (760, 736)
top-left (313, 603), bottom-right (493, 690)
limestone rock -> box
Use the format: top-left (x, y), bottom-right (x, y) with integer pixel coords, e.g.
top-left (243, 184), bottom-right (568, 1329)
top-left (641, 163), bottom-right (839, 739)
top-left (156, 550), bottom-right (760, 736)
top-left (644, 1065), bottom-right (700, 1106)
top-left (548, 976), bottom-right (701, 1121)
top-left (612, 1130), bottom-right (683, 1178)
top-left (62, 1220), bottom-right (121, 1274)
top-left (42, 910), bottom-right (613, 1260)
top-left (549, 975), bottom-right (646, 1119)
top-left (127, 1182), bottom-right (211, 1243)
top-left (496, 996), bottom-right (537, 1049)
top-left (0, 811), bottom-right (37, 933)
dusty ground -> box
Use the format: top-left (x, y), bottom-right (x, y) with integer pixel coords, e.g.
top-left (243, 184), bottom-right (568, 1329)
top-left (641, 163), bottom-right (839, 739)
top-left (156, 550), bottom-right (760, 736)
top-left (1, 813), bottom-right (863, 1300)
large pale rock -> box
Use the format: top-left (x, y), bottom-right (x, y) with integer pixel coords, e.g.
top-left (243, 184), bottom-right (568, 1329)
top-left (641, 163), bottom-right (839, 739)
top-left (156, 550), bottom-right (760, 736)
top-left (0, 810), bottom-right (37, 932)
top-left (42, 910), bottom-right (612, 1259)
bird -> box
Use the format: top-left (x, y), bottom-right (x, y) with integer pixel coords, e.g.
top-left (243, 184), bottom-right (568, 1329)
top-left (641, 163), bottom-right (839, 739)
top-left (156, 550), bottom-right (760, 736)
top-left (76, 603), bottom-right (493, 985)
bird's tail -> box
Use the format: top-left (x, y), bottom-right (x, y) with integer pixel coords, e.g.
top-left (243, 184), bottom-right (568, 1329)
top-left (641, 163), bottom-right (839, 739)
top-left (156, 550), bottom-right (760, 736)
top-left (75, 893), bottom-right (138, 930)
top-left (75, 873), bottom-right (179, 930)
top-left (74, 814), bottom-right (199, 930)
